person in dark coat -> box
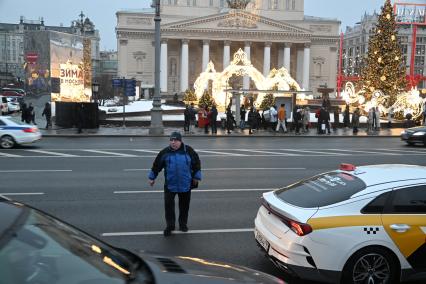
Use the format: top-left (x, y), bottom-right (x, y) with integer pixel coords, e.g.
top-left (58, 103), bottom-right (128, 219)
top-left (333, 108), bottom-right (339, 131)
top-left (210, 104), bottom-right (218, 134)
top-left (319, 107), bottom-right (331, 134)
top-left (41, 102), bottom-right (52, 129)
top-left (77, 103), bottom-right (84, 134)
top-left (21, 103), bottom-right (27, 122)
top-left (247, 107), bottom-right (256, 134)
top-left (226, 106), bottom-right (234, 134)
top-left (343, 104), bottom-right (350, 128)
top-left (26, 103), bottom-right (35, 124)
top-left (240, 105), bottom-right (246, 129)
top-left (148, 132), bottom-right (202, 237)
top-left (183, 105), bottom-right (191, 133)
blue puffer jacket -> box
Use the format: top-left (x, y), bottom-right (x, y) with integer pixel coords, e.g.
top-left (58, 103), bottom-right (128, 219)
top-left (148, 144), bottom-right (202, 192)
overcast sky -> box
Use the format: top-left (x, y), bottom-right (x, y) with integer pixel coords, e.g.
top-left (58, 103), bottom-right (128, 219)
top-left (0, 0), bottom-right (418, 51)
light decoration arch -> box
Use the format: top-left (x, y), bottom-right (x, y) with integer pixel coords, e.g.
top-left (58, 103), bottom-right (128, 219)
top-left (193, 48), bottom-right (302, 108)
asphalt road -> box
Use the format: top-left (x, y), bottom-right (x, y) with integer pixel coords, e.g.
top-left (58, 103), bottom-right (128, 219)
top-left (1, 137), bottom-right (425, 283)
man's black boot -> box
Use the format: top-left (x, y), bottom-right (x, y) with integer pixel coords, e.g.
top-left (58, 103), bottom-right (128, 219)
top-left (179, 225), bottom-right (188, 232)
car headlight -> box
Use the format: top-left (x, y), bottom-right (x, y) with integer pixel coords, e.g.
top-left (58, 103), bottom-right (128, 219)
top-left (413, 131), bottom-right (426, 136)
top-left (401, 130), bottom-right (406, 135)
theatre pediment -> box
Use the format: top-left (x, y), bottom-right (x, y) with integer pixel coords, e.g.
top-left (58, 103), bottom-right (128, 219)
top-left (162, 10), bottom-right (311, 35)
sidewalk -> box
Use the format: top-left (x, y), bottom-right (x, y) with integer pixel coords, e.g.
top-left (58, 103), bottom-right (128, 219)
top-left (39, 124), bottom-right (405, 137)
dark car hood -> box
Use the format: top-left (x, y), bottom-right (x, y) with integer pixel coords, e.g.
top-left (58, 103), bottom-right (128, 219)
top-left (138, 251), bottom-right (283, 284)
top-left (407, 126), bottom-right (426, 132)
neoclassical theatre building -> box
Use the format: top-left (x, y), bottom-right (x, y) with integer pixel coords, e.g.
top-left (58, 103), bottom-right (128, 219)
top-left (116, 0), bottom-right (340, 97)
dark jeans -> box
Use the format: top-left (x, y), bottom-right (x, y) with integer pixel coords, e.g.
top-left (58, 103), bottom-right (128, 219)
top-left (211, 120), bottom-right (217, 133)
top-left (164, 189), bottom-right (191, 229)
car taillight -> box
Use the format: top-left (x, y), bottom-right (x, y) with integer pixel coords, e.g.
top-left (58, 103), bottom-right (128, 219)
top-left (261, 197), bottom-right (313, 236)
top-left (22, 127), bottom-right (37, 133)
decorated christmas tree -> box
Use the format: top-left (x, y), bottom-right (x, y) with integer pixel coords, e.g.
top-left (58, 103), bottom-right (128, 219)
top-left (183, 89), bottom-right (197, 103)
top-left (259, 93), bottom-right (275, 110)
top-left (361, 0), bottom-right (406, 106)
top-left (199, 90), bottom-right (215, 108)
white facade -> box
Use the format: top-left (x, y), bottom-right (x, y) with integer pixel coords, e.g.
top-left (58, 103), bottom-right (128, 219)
top-left (116, 0), bottom-right (340, 95)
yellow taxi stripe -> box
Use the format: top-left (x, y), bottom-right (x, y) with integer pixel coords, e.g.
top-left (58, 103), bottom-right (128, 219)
top-left (382, 215), bottom-right (426, 258)
top-left (308, 215), bottom-right (382, 230)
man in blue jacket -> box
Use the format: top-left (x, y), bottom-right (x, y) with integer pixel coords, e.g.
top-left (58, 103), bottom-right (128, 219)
top-left (148, 131), bottom-right (202, 236)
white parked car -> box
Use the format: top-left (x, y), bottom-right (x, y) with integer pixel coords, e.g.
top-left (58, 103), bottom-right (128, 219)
top-left (6, 97), bottom-right (21, 113)
top-left (0, 116), bottom-right (41, 148)
top-left (254, 163), bottom-right (426, 284)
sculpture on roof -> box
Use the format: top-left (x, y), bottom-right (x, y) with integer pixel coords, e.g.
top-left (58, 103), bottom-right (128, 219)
top-left (226, 0), bottom-right (251, 9)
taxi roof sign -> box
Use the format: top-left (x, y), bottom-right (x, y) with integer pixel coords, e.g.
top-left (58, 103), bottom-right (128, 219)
top-left (340, 163), bottom-right (356, 171)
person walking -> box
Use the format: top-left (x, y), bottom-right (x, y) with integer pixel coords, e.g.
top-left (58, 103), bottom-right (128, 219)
top-left (343, 104), bottom-right (350, 128)
top-left (276, 104), bottom-right (287, 133)
top-left (367, 107), bottom-right (374, 133)
top-left (21, 103), bottom-right (28, 123)
top-left (41, 102), bottom-right (52, 129)
top-left (374, 107), bottom-right (381, 130)
top-left (352, 108), bottom-right (360, 134)
top-left (210, 104), bottom-right (218, 134)
top-left (387, 106), bottom-right (394, 128)
top-left (183, 105), bottom-right (191, 133)
top-left (247, 107), bottom-right (256, 134)
top-left (333, 108), bottom-right (339, 132)
top-left (240, 105), bottom-right (246, 130)
top-left (226, 106), bottom-right (234, 134)
top-left (302, 106), bottom-right (310, 133)
top-left (269, 105), bottom-right (278, 131)
top-left (26, 103), bottom-right (35, 124)
top-left (203, 106), bottom-right (210, 134)
top-left (188, 103), bottom-right (196, 134)
top-left (148, 132), bottom-right (202, 237)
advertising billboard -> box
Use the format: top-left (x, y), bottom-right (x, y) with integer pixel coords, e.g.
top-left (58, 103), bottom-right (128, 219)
top-left (394, 3), bottom-right (426, 25)
top-left (50, 32), bottom-right (92, 102)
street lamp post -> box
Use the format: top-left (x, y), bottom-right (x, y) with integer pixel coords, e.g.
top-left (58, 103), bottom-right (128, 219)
top-left (149, 0), bottom-right (164, 135)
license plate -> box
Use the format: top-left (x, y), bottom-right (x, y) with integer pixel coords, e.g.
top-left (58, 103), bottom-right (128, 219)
top-left (255, 229), bottom-right (270, 252)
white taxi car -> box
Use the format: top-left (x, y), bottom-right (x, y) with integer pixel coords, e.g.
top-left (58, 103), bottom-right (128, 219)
top-left (254, 164), bottom-right (426, 284)
top-left (0, 116), bottom-right (41, 148)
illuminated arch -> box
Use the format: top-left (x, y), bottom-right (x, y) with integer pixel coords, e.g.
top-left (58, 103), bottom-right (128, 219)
top-left (194, 48), bottom-right (302, 108)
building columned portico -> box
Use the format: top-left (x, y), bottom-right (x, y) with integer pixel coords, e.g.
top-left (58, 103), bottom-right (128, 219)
top-left (116, 1), bottom-right (340, 97)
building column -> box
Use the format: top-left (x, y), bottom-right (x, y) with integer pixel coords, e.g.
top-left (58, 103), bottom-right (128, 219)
top-left (263, 42), bottom-right (271, 77)
top-left (284, 43), bottom-right (292, 72)
top-left (118, 39), bottom-right (128, 77)
top-left (202, 40), bottom-right (210, 71)
top-left (329, 46), bottom-right (338, 92)
top-left (180, 39), bottom-right (189, 92)
top-left (243, 41), bottom-right (251, 90)
top-left (160, 39), bottom-right (168, 93)
top-left (223, 40), bottom-right (231, 70)
top-left (302, 43), bottom-right (311, 91)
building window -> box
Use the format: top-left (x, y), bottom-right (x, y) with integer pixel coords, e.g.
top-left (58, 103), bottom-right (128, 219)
top-left (209, 0), bottom-right (213, 6)
top-left (416, 45), bottom-right (425, 56)
top-left (286, 0), bottom-right (290, 10)
top-left (169, 58), bottom-right (177, 76)
top-left (401, 44), bottom-right (408, 54)
top-left (292, 0), bottom-right (295, 10)
top-left (415, 56), bottom-right (425, 66)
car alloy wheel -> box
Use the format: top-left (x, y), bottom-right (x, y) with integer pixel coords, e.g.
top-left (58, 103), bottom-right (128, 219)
top-left (0, 135), bottom-right (15, 149)
top-left (343, 247), bottom-right (398, 284)
top-left (352, 253), bottom-right (390, 284)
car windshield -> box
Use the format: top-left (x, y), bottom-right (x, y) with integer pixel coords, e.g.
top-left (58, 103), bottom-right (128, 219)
top-left (275, 171), bottom-right (367, 208)
top-left (0, 206), bottom-right (136, 284)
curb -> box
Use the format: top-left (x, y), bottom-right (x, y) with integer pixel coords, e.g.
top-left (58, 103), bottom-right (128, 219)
top-left (40, 134), bottom-right (401, 138)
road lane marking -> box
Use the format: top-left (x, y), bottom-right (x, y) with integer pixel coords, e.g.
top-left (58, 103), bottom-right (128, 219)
top-left (0, 170), bottom-right (72, 173)
top-left (377, 148), bottom-right (426, 154)
top-left (0, 192), bottom-right (45, 196)
top-left (27, 150), bottom-right (78, 157)
top-left (197, 150), bottom-right (247, 156)
top-left (0, 152), bottom-right (22, 157)
top-left (328, 149), bottom-right (399, 155)
top-left (83, 150), bottom-right (137, 157)
top-left (123, 167), bottom-right (305, 172)
top-left (114, 188), bottom-right (276, 194)
top-left (281, 149), bottom-right (347, 155)
top-left (133, 149), bottom-right (161, 154)
top-left (235, 149), bottom-right (298, 156)
top-left (102, 228), bottom-right (254, 237)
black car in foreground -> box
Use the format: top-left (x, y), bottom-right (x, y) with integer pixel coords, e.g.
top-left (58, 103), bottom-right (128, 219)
top-left (0, 197), bottom-right (284, 284)
top-left (401, 126), bottom-right (426, 146)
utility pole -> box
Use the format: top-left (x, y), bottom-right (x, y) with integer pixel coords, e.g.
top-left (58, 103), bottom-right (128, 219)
top-left (149, 0), bottom-right (164, 135)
